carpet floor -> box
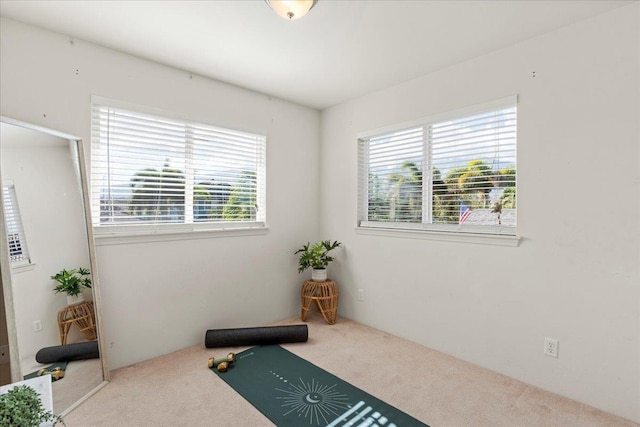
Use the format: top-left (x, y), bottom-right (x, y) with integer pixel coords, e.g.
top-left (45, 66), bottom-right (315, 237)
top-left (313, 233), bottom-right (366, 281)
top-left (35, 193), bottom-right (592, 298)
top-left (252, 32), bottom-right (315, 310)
top-left (63, 313), bottom-right (636, 426)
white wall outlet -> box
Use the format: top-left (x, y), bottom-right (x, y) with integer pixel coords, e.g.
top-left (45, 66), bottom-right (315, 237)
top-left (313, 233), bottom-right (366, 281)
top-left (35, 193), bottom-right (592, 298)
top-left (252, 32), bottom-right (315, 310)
top-left (544, 337), bottom-right (559, 358)
top-left (0, 345), bottom-right (9, 364)
top-left (33, 320), bottom-right (43, 332)
top-left (358, 289), bottom-right (365, 302)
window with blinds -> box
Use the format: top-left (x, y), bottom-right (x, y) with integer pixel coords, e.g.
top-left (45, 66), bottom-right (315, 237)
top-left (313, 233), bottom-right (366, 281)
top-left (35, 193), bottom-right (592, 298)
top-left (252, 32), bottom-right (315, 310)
top-left (358, 97), bottom-right (517, 235)
top-left (2, 184), bottom-right (31, 265)
top-left (91, 101), bottom-right (266, 233)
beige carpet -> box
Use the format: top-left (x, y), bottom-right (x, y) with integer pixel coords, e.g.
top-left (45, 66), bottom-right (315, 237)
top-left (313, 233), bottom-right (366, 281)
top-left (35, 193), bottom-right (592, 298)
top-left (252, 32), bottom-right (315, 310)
top-left (53, 358), bottom-right (103, 415)
top-left (21, 353), bottom-right (104, 415)
top-left (63, 313), bottom-right (636, 426)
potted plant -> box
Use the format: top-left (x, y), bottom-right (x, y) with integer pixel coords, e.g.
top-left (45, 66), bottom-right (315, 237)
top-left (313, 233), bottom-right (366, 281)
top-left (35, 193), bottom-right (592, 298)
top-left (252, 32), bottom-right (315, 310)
top-left (295, 240), bottom-right (342, 282)
top-left (51, 267), bottom-right (92, 306)
top-left (0, 384), bottom-right (64, 426)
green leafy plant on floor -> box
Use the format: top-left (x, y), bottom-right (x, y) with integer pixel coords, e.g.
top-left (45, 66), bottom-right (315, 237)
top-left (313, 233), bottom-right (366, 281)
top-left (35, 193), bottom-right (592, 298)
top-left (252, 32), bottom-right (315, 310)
top-left (295, 240), bottom-right (342, 273)
top-left (0, 385), bottom-right (64, 426)
top-left (51, 267), bottom-right (92, 296)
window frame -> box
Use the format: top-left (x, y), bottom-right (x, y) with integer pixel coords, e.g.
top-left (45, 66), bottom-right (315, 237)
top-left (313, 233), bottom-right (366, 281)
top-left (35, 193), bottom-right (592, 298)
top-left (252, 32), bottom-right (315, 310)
top-left (357, 96), bottom-right (520, 247)
top-left (90, 96), bottom-right (268, 241)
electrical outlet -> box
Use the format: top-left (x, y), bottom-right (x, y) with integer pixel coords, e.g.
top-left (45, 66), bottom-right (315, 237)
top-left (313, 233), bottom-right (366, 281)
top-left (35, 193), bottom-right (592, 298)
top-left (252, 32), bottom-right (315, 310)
top-left (0, 345), bottom-right (9, 365)
top-left (544, 337), bottom-right (559, 358)
top-left (358, 289), bottom-right (365, 301)
top-left (33, 320), bottom-right (43, 332)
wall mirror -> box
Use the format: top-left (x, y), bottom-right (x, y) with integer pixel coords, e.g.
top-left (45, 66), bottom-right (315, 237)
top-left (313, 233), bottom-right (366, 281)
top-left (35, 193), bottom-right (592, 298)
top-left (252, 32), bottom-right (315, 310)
top-left (0, 117), bottom-right (109, 416)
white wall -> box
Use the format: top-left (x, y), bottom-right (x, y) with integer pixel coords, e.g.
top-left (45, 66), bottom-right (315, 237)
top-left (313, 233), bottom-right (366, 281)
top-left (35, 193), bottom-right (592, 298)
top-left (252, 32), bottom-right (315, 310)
top-left (1, 140), bottom-right (91, 368)
top-left (0, 18), bottom-right (321, 370)
top-left (0, 273), bottom-right (10, 385)
top-left (1, 4), bottom-right (638, 423)
top-left (320, 4), bottom-right (639, 423)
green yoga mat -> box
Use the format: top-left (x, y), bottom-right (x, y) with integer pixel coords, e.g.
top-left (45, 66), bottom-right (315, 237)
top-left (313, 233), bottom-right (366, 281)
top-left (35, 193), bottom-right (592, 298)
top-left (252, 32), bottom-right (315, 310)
top-left (210, 345), bottom-right (429, 427)
top-left (23, 362), bottom-right (68, 380)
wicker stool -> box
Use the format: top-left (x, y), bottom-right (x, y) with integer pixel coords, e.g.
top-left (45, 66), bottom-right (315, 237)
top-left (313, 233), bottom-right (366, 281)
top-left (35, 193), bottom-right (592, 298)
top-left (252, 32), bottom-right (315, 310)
top-left (301, 279), bottom-right (338, 325)
top-left (57, 301), bottom-right (97, 345)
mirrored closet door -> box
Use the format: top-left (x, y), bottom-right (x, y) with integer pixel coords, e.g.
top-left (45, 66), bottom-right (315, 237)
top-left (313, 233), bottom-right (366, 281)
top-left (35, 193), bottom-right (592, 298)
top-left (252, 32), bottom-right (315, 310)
top-left (0, 117), bottom-right (109, 415)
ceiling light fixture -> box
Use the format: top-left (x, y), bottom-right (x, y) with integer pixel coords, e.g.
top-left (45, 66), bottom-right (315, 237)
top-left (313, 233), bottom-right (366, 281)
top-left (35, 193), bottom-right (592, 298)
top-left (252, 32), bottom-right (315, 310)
top-left (265, 0), bottom-right (317, 21)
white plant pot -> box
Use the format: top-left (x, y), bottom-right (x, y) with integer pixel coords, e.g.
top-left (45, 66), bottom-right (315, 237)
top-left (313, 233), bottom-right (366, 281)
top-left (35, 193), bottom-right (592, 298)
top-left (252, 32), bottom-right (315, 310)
top-left (311, 268), bottom-right (327, 282)
top-left (66, 293), bottom-right (85, 306)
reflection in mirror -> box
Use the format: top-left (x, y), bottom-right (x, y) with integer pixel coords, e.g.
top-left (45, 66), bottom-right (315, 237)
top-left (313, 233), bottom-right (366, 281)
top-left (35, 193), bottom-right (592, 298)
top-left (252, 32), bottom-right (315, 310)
top-left (0, 119), bottom-right (107, 415)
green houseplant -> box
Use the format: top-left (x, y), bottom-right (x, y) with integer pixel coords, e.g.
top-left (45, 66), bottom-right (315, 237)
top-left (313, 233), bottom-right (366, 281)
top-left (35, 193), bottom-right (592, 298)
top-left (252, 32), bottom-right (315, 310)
top-left (52, 267), bottom-right (91, 305)
top-left (295, 240), bottom-right (342, 282)
top-left (0, 385), bottom-right (64, 426)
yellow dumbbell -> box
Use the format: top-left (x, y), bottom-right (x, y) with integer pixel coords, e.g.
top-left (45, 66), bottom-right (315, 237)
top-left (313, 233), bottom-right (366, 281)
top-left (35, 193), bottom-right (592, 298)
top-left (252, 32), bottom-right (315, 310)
top-left (37, 367), bottom-right (65, 381)
top-left (207, 352), bottom-right (236, 372)
top-left (51, 367), bottom-right (65, 381)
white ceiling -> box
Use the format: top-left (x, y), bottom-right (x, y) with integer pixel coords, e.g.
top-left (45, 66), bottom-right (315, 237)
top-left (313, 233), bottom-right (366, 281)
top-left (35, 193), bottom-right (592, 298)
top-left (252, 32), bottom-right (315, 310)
top-left (0, 0), bottom-right (631, 110)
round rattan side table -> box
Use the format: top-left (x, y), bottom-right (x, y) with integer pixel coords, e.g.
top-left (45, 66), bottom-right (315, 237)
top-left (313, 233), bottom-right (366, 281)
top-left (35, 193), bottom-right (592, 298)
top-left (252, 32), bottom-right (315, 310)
top-left (301, 279), bottom-right (338, 325)
top-left (57, 301), bottom-right (97, 345)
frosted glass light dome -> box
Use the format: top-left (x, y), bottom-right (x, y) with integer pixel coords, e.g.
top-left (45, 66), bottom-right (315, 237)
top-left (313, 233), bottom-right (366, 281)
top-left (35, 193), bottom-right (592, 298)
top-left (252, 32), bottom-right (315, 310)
top-left (266, 0), bottom-right (317, 20)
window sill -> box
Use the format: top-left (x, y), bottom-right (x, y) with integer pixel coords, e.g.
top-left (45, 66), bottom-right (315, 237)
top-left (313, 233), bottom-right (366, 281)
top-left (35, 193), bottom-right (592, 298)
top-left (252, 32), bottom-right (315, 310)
top-left (355, 226), bottom-right (520, 247)
top-left (94, 226), bottom-right (269, 246)
top-left (11, 263), bottom-right (36, 274)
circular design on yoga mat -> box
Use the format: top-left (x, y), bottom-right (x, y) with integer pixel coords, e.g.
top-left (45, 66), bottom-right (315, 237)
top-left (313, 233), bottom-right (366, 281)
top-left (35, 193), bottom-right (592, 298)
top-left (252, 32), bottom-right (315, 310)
top-left (305, 393), bottom-right (321, 404)
top-left (276, 377), bottom-right (350, 425)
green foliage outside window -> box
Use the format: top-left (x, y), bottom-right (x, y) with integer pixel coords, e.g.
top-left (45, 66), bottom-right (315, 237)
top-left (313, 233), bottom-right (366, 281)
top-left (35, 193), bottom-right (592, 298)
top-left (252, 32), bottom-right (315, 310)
top-left (129, 163), bottom-right (185, 221)
top-left (126, 165), bottom-right (257, 223)
top-left (369, 159), bottom-right (516, 224)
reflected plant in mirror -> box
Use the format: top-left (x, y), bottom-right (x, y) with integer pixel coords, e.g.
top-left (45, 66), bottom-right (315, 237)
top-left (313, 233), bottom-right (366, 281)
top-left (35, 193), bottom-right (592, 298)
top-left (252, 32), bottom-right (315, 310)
top-left (51, 268), bottom-right (92, 297)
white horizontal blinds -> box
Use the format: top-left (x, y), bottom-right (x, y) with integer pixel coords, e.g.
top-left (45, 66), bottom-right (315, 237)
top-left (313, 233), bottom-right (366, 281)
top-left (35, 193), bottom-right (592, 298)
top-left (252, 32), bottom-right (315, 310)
top-left (357, 139), bottom-right (368, 224)
top-left (2, 184), bottom-right (30, 264)
top-left (91, 102), bottom-right (266, 228)
top-left (431, 106), bottom-right (517, 227)
top-left (359, 99), bottom-right (517, 235)
top-left (191, 124), bottom-right (266, 223)
top-left (92, 106), bottom-right (187, 225)
top-left (365, 127), bottom-right (424, 223)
